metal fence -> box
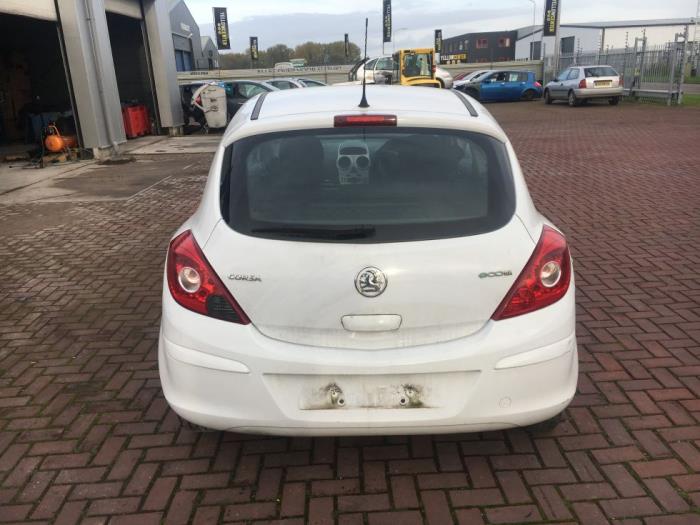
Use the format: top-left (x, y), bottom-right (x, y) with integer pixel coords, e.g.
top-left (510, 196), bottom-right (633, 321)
top-left (543, 30), bottom-right (693, 105)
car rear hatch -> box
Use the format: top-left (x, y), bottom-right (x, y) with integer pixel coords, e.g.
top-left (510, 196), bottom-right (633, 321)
top-left (582, 66), bottom-right (619, 88)
top-left (206, 123), bottom-right (534, 350)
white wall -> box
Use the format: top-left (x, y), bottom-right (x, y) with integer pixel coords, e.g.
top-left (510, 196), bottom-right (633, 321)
top-left (603, 25), bottom-right (690, 49)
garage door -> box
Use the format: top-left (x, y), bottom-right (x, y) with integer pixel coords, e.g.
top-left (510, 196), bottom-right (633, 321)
top-left (0, 0), bottom-right (56, 21)
top-left (105, 0), bottom-right (143, 20)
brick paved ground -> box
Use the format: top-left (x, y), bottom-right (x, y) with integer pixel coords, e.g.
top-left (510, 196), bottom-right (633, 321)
top-left (1, 101), bottom-right (699, 524)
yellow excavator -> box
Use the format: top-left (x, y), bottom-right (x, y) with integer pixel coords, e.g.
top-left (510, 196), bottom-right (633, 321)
top-left (387, 48), bottom-right (441, 88)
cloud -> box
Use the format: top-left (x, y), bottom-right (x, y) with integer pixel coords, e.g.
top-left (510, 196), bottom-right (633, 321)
top-left (199, 7), bottom-right (534, 55)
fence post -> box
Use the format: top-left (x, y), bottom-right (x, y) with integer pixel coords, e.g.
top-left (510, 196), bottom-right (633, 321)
top-left (668, 36), bottom-right (678, 106)
top-left (678, 26), bottom-right (689, 105)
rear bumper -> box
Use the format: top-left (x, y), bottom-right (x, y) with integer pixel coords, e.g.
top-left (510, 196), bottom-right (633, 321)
top-left (575, 87), bottom-right (623, 98)
top-left (159, 286), bottom-right (577, 436)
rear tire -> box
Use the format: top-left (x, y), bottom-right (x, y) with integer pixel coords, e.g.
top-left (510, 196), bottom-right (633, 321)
top-left (522, 89), bottom-right (536, 101)
top-left (544, 89), bottom-right (552, 104)
top-left (609, 96), bottom-right (620, 105)
top-left (567, 90), bottom-right (579, 107)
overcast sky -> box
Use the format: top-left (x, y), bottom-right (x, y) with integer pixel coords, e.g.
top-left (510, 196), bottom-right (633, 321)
top-left (184, 0), bottom-right (697, 54)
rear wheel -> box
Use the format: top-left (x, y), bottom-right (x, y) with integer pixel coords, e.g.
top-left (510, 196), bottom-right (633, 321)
top-left (522, 89), bottom-right (536, 101)
top-left (544, 89), bottom-right (552, 104)
top-left (567, 90), bottom-right (579, 107)
top-left (609, 96), bottom-right (620, 105)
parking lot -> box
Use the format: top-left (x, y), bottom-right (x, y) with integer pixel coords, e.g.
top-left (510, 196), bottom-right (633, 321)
top-left (0, 101), bottom-right (699, 524)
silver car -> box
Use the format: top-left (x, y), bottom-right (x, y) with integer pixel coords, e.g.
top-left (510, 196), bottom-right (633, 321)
top-left (265, 78), bottom-right (327, 89)
top-left (349, 56), bottom-right (454, 89)
top-left (544, 65), bottom-right (623, 107)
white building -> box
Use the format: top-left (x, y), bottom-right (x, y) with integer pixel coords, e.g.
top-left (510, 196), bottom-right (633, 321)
top-left (515, 18), bottom-right (695, 59)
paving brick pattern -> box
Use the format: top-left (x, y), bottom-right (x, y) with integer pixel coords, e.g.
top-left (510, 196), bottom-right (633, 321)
top-left (1, 102), bottom-right (699, 524)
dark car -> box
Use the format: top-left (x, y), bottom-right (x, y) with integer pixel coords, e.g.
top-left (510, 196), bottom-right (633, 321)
top-left (458, 71), bottom-right (542, 102)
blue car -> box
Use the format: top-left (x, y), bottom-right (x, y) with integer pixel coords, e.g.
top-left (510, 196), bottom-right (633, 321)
top-left (457, 70), bottom-right (542, 102)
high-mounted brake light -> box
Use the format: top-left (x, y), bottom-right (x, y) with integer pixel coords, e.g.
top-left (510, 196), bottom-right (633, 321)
top-left (167, 230), bottom-right (250, 324)
top-left (491, 226), bottom-right (571, 320)
top-left (334, 115), bottom-right (397, 127)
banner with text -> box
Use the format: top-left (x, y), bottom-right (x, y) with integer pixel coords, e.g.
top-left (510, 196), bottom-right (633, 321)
top-left (213, 7), bottom-right (230, 50)
top-left (345, 33), bottom-right (349, 57)
top-left (383, 0), bottom-right (392, 43)
top-left (543, 0), bottom-right (559, 37)
top-left (434, 29), bottom-right (442, 53)
top-left (250, 36), bottom-right (259, 61)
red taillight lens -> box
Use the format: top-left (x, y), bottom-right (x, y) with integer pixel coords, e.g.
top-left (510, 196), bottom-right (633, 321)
top-left (578, 79), bottom-right (586, 89)
top-left (166, 230), bottom-right (250, 324)
top-left (195, 95), bottom-right (202, 106)
top-left (491, 226), bottom-right (571, 321)
top-left (334, 115), bottom-right (397, 127)
top-left (534, 81), bottom-right (542, 88)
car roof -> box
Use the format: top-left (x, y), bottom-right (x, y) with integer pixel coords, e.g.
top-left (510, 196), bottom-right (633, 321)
top-left (223, 85), bottom-right (507, 143)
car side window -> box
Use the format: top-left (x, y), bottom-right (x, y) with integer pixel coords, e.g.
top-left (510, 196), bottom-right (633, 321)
top-left (507, 72), bottom-right (520, 82)
top-left (238, 83), bottom-right (267, 99)
top-left (365, 59), bottom-right (378, 70)
top-left (375, 57), bottom-right (393, 70)
top-left (568, 69), bottom-right (580, 80)
top-left (557, 69), bottom-right (570, 81)
top-left (494, 72), bottom-right (507, 82)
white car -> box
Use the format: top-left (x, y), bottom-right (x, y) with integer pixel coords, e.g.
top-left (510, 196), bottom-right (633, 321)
top-left (159, 85), bottom-right (577, 436)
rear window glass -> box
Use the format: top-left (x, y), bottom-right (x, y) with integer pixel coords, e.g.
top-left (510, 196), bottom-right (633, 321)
top-left (220, 128), bottom-right (515, 243)
top-left (584, 66), bottom-right (617, 77)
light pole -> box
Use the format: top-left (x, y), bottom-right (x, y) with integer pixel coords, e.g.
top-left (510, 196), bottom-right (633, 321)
top-left (393, 27), bottom-right (408, 53)
top-left (528, 0), bottom-right (537, 59)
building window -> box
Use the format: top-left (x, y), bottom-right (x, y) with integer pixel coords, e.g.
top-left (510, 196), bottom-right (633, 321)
top-left (498, 37), bottom-right (511, 48)
top-left (476, 38), bottom-right (488, 49)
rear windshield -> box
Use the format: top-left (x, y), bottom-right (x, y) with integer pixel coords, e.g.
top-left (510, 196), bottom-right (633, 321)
top-left (584, 66), bottom-right (618, 77)
top-left (220, 128), bottom-right (515, 243)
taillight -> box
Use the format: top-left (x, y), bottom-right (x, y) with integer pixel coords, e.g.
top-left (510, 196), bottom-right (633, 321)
top-left (166, 230), bottom-right (250, 324)
top-left (534, 81), bottom-right (542, 88)
top-left (195, 95), bottom-right (202, 106)
top-left (432, 64), bottom-right (437, 74)
top-left (578, 79), bottom-right (587, 89)
top-left (491, 226), bottom-right (571, 320)
top-left (334, 115), bottom-right (397, 127)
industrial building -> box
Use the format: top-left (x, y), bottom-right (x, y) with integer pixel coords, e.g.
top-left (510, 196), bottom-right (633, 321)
top-left (168, 0), bottom-right (220, 71)
top-left (0, 0), bottom-right (184, 160)
top-left (514, 18), bottom-right (696, 59)
top-left (441, 30), bottom-right (518, 63)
